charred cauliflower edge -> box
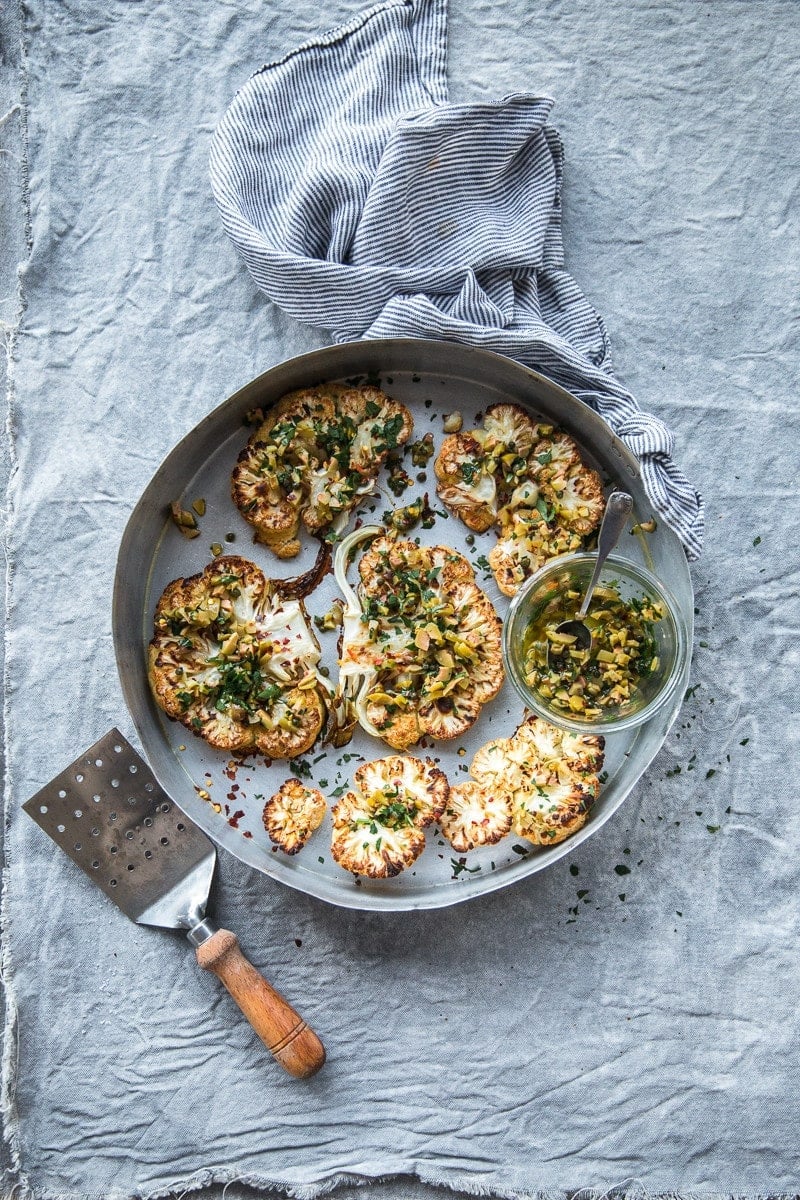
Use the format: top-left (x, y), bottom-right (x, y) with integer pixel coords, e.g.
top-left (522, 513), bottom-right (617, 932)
top-left (148, 555), bottom-right (333, 758)
top-left (331, 526), bottom-right (504, 751)
top-left (434, 403), bottom-right (606, 596)
top-left (331, 754), bottom-right (449, 878)
top-left (231, 383), bottom-right (413, 558)
top-left (439, 714), bottom-right (605, 851)
top-left (263, 779), bottom-right (327, 854)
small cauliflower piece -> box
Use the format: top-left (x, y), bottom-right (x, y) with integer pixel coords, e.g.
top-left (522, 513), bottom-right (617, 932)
top-left (468, 715), bottom-right (605, 848)
top-left (532, 430), bottom-right (581, 478)
top-left (439, 781), bottom-right (511, 852)
top-left (330, 755), bottom-right (447, 878)
top-left (435, 406), bottom-right (606, 595)
top-left (232, 383), bottom-right (412, 557)
top-left (148, 556), bottom-right (331, 759)
top-left (262, 779), bottom-right (326, 854)
top-left (481, 404), bottom-right (538, 458)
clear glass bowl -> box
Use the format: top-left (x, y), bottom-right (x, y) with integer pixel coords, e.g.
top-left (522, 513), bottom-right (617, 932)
top-left (502, 552), bottom-right (689, 734)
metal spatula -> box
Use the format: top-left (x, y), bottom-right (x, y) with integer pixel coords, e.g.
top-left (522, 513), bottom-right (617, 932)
top-left (23, 728), bottom-right (325, 1079)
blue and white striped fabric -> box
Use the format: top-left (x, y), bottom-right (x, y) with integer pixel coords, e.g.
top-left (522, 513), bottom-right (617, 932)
top-left (210, 0), bottom-right (704, 558)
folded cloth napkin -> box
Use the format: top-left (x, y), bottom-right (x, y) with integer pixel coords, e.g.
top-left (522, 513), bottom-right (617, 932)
top-left (209, 0), bottom-right (704, 558)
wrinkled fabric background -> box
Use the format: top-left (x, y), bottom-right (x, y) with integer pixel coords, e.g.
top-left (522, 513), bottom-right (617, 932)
top-left (1, 1), bottom-right (799, 1199)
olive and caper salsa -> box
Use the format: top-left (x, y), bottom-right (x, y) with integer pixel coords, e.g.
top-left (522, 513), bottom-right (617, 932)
top-left (521, 583), bottom-right (664, 718)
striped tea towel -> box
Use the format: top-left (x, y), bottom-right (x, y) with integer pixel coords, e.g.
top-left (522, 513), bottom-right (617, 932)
top-left (209, 0), bottom-right (704, 558)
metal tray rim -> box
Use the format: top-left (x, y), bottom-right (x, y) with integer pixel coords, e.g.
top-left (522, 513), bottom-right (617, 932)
top-left (113, 338), bottom-right (693, 912)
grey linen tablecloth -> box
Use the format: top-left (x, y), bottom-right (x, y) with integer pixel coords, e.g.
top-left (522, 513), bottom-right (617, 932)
top-left (2, 1), bottom-right (799, 1198)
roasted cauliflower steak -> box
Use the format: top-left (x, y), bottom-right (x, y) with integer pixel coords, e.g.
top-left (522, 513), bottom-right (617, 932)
top-left (434, 403), bottom-right (605, 595)
top-left (232, 383), bottom-right (413, 558)
top-left (468, 714), bottom-right (605, 847)
top-left (332, 528), bottom-right (504, 751)
top-left (331, 754), bottom-right (448, 878)
top-left (262, 779), bottom-right (326, 854)
top-left (148, 556), bottom-right (331, 758)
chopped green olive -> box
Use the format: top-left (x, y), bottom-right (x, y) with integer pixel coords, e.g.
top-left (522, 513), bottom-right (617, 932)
top-left (521, 583), bottom-right (664, 717)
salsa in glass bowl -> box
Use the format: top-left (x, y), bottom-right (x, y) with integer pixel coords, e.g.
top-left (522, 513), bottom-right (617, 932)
top-left (502, 553), bottom-right (689, 734)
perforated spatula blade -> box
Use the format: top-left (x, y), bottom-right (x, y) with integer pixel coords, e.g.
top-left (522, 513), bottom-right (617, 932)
top-left (24, 729), bottom-right (215, 929)
top-left (24, 728), bottom-right (325, 1078)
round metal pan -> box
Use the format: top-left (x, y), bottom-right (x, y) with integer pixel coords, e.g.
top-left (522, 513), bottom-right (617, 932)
top-left (113, 339), bottom-right (693, 912)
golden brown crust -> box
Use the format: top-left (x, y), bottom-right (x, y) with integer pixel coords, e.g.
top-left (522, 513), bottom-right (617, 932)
top-left (262, 779), bottom-right (327, 854)
top-left (330, 754), bottom-right (447, 878)
top-left (434, 405), bottom-right (606, 595)
top-left (468, 714), bottom-right (605, 849)
top-left (231, 383), bottom-right (412, 557)
top-left (148, 556), bottom-right (328, 758)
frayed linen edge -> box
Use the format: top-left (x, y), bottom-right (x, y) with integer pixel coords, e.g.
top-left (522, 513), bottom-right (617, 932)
top-left (0, 1167), bottom-right (798, 1200)
top-left (0, 0), bottom-right (32, 1193)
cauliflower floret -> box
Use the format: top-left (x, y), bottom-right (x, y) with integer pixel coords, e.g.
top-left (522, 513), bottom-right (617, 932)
top-left (362, 705), bottom-right (423, 753)
top-left (417, 692), bottom-right (482, 742)
top-left (262, 779), bottom-right (326, 854)
top-left (330, 754), bottom-right (446, 878)
top-left (514, 714), bottom-right (605, 778)
top-left (436, 408), bottom-right (608, 594)
top-left (489, 513), bottom-right (584, 597)
top-left (354, 756), bottom-right (448, 827)
top-left (531, 431), bottom-right (581, 478)
top-left (439, 781), bottom-right (511, 852)
top-left (333, 531), bottom-right (504, 749)
top-left (434, 432), bottom-right (497, 532)
top-left (468, 715), bottom-right (605, 849)
top-left (510, 778), bottom-right (595, 845)
top-left (481, 404), bottom-right (538, 458)
top-left (149, 556), bottom-right (329, 758)
top-left (470, 735), bottom-right (517, 790)
top-left (232, 383), bottom-right (412, 557)
top-left (542, 462), bottom-right (605, 535)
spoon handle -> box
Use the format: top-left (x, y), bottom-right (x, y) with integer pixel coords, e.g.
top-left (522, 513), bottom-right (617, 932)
top-left (577, 491), bottom-right (635, 619)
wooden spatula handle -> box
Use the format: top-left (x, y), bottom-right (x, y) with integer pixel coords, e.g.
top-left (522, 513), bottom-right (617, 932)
top-left (195, 929), bottom-right (325, 1078)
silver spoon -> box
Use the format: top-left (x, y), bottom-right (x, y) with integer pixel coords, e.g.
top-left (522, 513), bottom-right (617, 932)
top-left (552, 490), bottom-right (634, 652)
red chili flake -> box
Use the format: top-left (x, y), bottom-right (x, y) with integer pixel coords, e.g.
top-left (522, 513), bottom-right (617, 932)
top-left (228, 809), bottom-right (245, 829)
top-left (242, 830), bottom-right (253, 839)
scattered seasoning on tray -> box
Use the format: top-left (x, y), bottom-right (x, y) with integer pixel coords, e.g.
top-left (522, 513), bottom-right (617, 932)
top-left (451, 857), bottom-right (480, 879)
